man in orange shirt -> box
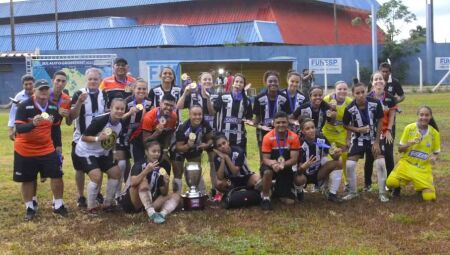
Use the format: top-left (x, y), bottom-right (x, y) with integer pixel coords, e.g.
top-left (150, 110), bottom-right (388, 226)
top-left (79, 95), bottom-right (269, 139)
top-left (14, 80), bottom-right (67, 221)
top-left (100, 58), bottom-right (136, 107)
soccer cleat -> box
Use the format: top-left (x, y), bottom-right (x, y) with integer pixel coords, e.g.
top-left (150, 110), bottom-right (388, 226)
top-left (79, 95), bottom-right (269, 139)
top-left (342, 192), bottom-right (359, 201)
top-left (24, 207), bottom-right (36, 221)
top-left (77, 196), bottom-right (87, 208)
top-left (150, 213), bottom-right (166, 224)
top-left (260, 198), bottom-right (272, 211)
top-left (379, 193), bottom-right (390, 203)
top-left (53, 205), bottom-right (68, 217)
top-left (327, 192), bottom-right (342, 203)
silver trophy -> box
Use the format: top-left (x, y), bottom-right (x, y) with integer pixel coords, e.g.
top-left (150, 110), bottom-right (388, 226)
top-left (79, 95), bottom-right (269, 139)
top-left (182, 162), bottom-right (207, 210)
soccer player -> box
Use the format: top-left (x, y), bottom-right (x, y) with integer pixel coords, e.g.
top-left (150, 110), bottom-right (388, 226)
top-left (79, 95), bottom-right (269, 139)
top-left (173, 105), bottom-right (213, 193)
top-left (213, 134), bottom-right (260, 193)
top-left (148, 66), bottom-right (181, 110)
top-left (74, 98), bottom-right (125, 214)
top-left (214, 73), bottom-right (253, 153)
top-left (386, 106), bottom-right (440, 201)
top-left (342, 82), bottom-right (389, 202)
top-left (253, 70), bottom-right (290, 160)
top-left (364, 72), bottom-right (397, 192)
top-left (118, 141), bottom-right (181, 224)
top-left (260, 111), bottom-right (301, 210)
top-left (8, 74), bottom-right (35, 141)
top-left (281, 70), bottom-right (307, 117)
top-left (100, 58), bottom-right (136, 107)
top-left (14, 80), bottom-right (67, 220)
top-left (295, 118), bottom-right (343, 202)
top-left (69, 68), bottom-right (108, 208)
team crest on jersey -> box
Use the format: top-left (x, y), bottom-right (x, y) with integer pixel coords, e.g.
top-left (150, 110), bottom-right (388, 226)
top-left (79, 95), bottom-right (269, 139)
top-left (409, 150), bottom-right (428, 160)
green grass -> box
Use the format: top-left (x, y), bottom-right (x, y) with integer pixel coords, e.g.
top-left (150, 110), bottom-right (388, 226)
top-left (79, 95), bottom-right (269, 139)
top-left (1, 93), bottom-right (450, 254)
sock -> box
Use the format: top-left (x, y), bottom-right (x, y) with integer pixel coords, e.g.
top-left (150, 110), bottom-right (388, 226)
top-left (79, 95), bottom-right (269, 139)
top-left (105, 179), bottom-right (119, 206)
top-left (173, 178), bottom-right (182, 193)
top-left (329, 170), bottom-right (343, 195)
top-left (54, 199), bottom-right (63, 210)
top-left (116, 160), bottom-right (127, 197)
top-left (262, 196), bottom-right (270, 200)
top-left (146, 206), bottom-right (156, 217)
top-left (139, 189), bottom-right (153, 210)
top-left (375, 158), bottom-right (387, 194)
top-left (346, 160), bottom-right (357, 193)
top-left (87, 181), bottom-right (99, 209)
top-left (25, 201), bottom-right (34, 210)
top-left (160, 197), bottom-right (178, 216)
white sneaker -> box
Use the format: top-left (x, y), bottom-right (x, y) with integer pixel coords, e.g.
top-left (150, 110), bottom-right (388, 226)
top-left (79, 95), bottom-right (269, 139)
top-left (379, 193), bottom-right (390, 203)
top-left (342, 192), bottom-right (359, 201)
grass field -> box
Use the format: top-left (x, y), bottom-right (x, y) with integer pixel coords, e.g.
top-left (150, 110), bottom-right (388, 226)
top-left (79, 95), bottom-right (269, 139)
top-left (0, 93), bottom-right (449, 255)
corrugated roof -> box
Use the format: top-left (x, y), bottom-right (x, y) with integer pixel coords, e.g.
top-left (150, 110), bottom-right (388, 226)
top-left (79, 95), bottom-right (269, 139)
top-left (0, 21), bottom-right (283, 51)
top-left (0, 17), bottom-right (137, 36)
top-left (0, 0), bottom-right (379, 19)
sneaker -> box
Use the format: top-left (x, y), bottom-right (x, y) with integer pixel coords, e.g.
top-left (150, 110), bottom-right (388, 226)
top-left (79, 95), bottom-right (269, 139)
top-left (260, 198), bottom-right (272, 211)
top-left (363, 185), bottom-right (372, 192)
top-left (342, 192), bottom-right (359, 201)
top-left (77, 196), bottom-right (87, 208)
top-left (96, 193), bottom-right (104, 204)
top-left (150, 213), bottom-right (166, 224)
top-left (87, 207), bottom-right (100, 216)
top-left (24, 207), bottom-right (36, 221)
top-left (327, 192), bottom-right (342, 203)
top-left (295, 188), bottom-right (304, 202)
top-left (53, 205), bottom-right (68, 217)
top-left (213, 192), bottom-right (223, 202)
top-left (379, 193), bottom-right (390, 203)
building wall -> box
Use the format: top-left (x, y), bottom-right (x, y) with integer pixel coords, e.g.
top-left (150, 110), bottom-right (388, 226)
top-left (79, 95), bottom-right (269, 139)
top-left (0, 58), bottom-right (27, 105)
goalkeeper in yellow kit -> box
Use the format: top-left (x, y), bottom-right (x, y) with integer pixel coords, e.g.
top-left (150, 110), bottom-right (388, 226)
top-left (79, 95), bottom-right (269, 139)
top-left (386, 106), bottom-right (440, 201)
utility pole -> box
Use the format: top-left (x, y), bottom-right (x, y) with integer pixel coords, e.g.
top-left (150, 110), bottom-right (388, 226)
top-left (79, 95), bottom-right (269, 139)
top-left (55, 0), bottom-right (59, 50)
top-left (10, 0), bottom-right (15, 51)
top-left (333, 0), bottom-right (338, 44)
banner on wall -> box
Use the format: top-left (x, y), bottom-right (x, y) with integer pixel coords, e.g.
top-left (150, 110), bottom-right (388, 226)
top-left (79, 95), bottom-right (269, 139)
top-left (435, 57), bottom-right (450, 70)
top-left (32, 56), bottom-right (114, 95)
top-left (139, 60), bottom-right (181, 88)
top-left (308, 58), bottom-right (342, 74)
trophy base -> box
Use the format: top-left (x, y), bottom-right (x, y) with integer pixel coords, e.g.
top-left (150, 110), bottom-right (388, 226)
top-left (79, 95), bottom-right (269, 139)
top-left (182, 194), bottom-right (208, 210)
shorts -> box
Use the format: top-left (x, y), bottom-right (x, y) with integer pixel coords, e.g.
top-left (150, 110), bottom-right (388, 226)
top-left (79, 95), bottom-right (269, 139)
top-left (348, 139), bottom-right (385, 158)
top-left (260, 164), bottom-right (295, 199)
top-left (117, 189), bottom-right (143, 214)
top-left (387, 159), bottom-right (434, 192)
top-left (303, 172), bottom-right (319, 185)
top-left (229, 173), bottom-right (254, 188)
top-left (130, 139), bottom-right (145, 162)
top-left (71, 142), bottom-right (83, 171)
top-left (75, 152), bottom-right (116, 174)
top-left (14, 151), bottom-right (62, 182)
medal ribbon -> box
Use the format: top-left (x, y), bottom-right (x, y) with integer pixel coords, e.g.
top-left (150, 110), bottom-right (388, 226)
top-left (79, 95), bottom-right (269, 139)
top-left (49, 90), bottom-right (63, 107)
top-left (33, 97), bottom-right (48, 113)
top-left (286, 89), bottom-right (297, 113)
top-left (268, 94), bottom-right (278, 119)
top-left (275, 131), bottom-right (287, 158)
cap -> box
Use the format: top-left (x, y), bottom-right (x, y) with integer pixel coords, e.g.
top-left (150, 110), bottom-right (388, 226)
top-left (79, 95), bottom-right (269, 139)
top-left (34, 79), bottom-right (50, 90)
top-left (114, 58), bottom-right (128, 65)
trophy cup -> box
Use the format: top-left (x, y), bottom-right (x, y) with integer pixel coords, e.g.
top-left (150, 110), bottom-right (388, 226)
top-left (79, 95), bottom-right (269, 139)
top-left (182, 162), bottom-right (207, 210)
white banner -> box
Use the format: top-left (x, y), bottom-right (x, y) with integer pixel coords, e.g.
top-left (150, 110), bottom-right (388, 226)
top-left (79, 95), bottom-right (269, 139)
top-left (139, 60), bottom-right (181, 88)
top-left (435, 57), bottom-right (450, 70)
top-left (308, 58), bottom-right (342, 74)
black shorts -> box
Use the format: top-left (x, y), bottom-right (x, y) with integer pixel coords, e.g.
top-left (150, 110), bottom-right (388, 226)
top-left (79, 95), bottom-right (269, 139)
top-left (348, 139), bottom-right (385, 158)
top-left (75, 152), bottom-right (116, 174)
top-left (229, 174), bottom-right (254, 188)
top-left (260, 165), bottom-right (295, 199)
top-left (71, 142), bottom-right (83, 171)
top-left (117, 189), bottom-right (143, 214)
top-left (303, 172), bottom-right (319, 185)
top-left (14, 151), bottom-right (63, 182)
top-left (130, 139), bottom-right (145, 162)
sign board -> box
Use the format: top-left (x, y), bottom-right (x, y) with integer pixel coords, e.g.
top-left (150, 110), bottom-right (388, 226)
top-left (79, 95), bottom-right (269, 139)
top-left (308, 58), bottom-right (342, 74)
top-left (435, 57), bottom-right (450, 70)
top-left (139, 61), bottom-right (181, 88)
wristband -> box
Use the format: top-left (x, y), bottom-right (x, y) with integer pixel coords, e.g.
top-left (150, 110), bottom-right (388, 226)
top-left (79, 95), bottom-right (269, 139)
top-left (95, 136), bottom-right (99, 142)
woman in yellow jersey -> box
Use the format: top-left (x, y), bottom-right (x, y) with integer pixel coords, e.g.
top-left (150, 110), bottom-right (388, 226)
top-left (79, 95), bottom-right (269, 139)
top-left (322, 81), bottom-right (353, 196)
top-left (386, 106), bottom-right (440, 201)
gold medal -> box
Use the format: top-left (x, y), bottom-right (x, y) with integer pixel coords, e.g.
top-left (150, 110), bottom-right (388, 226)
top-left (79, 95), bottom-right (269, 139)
top-left (330, 99), bottom-right (337, 106)
top-left (277, 156), bottom-right (285, 164)
top-left (414, 138), bottom-right (421, 144)
top-left (326, 110), bottom-right (332, 117)
top-left (181, 73), bottom-right (189, 81)
top-left (190, 82), bottom-right (197, 90)
top-left (189, 132), bottom-right (197, 141)
top-left (159, 168), bottom-right (167, 176)
top-left (329, 142), bottom-right (337, 155)
top-left (159, 116), bottom-right (167, 125)
top-left (41, 112), bottom-right (50, 119)
top-left (104, 128), bottom-right (113, 136)
top-left (136, 104), bottom-right (144, 111)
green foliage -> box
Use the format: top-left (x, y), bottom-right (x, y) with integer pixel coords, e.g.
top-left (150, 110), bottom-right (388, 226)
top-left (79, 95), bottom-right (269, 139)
top-left (359, 66), bottom-right (372, 85)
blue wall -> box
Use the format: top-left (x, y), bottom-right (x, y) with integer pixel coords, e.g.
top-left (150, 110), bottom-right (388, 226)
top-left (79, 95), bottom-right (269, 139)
top-left (1, 43), bottom-right (449, 104)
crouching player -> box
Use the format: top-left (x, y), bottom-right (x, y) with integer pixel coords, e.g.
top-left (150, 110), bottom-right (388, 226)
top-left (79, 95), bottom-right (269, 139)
top-left (386, 106), bottom-right (440, 201)
top-left (294, 118), bottom-right (343, 202)
top-left (118, 141), bottom-right (181, 223)
top-left (213, 134), bottom-right (261, 194)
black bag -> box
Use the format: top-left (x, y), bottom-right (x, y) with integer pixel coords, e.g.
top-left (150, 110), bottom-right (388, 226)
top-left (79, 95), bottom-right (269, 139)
top-left (222, 186), bottom-right (261, 209)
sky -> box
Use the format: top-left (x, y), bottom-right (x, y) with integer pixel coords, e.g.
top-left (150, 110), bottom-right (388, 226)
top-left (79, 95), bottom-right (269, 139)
top-left (1, 0), bottom-right (449, 43)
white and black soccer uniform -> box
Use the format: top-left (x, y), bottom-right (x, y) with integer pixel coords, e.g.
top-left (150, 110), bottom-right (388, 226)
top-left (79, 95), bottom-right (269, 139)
top-left (74, 113), bottom-right (122, 173)
top-left (70, 88), bottom-right (107, 171)
top-left (214, 92), bottom-right (253, 152)
top-left (174, 119), bottom-right (213, 160)
top-left (253, 91), bottom-right (290, 144)
top-left (148, 85), bottom-right (181, 108)
top-left (281, 89), bottom-right (307, 114)
top-left (182, 88), bottom-right (218, 129)
top-left (214, 146), bottom-right (254, 188)
top-left (121, 96), bottom-right (151, 161)
top-left (299, 137), bottom-right (330, 184)
top-left (343, 97), bottom-right (384, 157)
top-left (292, 101), bottom-right (330, 135)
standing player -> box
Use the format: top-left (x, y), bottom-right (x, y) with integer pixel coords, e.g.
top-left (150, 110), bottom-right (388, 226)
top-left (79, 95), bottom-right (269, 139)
top-left (100, 58), bottom-right (136, 107)
top-left (14, 80), bottom-right (67, 220)
top-left (214, 73), bottom-right (253, 153)
top-left (8, 74), bottom-right (35, 141)
top-left (74, 98), bottom-right (125, 214)
top-left (342, 83), bottom-right (389, 202)
top-left (69, 68), bottom-right (107, 208)
top-left (260, 111), bottom-right (301, 210)
top-left (386, 106), bottom-right (440, 201)
top-left (148, 67), bottom-right (181, 110)
top-left (253, 70), bottom-right (290, 161)
top-left (281, 70), bottom-right (307, 118)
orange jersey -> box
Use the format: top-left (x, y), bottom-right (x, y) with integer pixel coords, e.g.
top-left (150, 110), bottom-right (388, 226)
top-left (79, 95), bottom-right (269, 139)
top-left (99, 75), bottom-right (135, 91)
top-left (141, 107), bottom-right (177, 132)
top-left (262, 129), bottom-right (300, 160)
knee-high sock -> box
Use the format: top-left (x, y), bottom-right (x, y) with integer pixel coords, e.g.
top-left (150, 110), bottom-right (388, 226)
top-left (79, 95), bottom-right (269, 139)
top-left (329, 170), bottom-right (343, 195)
top-left (138, 190), bottom-right (155, 216)
top-left (375, 158), bottom-right (387, 194)
top-left (87, 181), bottom-right (99, 209)
top-left (346, 160), bottom-right (357, 193)
top-left (116, 160), bottom-right (127, 197)
top-left (173, 178), bottom-right (182, 193)
top-left (105, 179), bottom-right (119, 206)
top-left (160, 197), bottom-right (179, 216)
